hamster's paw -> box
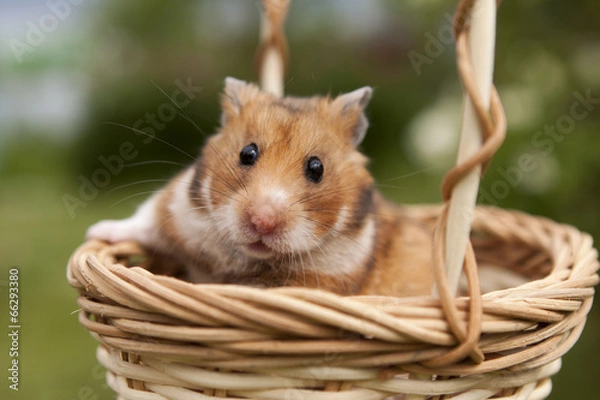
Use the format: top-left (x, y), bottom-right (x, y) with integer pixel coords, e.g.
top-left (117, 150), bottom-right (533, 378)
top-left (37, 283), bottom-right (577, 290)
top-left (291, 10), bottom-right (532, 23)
top-left (86, 218), bottom-right (147, 244)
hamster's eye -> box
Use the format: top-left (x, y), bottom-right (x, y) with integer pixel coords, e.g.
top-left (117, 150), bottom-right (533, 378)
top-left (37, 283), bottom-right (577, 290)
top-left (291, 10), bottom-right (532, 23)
top-left (305, 156), bottom-right (324, 183)
top-left (240, 143), bottom-right (259, 166)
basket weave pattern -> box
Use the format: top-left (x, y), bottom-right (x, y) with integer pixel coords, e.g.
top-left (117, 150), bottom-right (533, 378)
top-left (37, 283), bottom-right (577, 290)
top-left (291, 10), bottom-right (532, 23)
top-left (68, 206), bottom-right (599, 399)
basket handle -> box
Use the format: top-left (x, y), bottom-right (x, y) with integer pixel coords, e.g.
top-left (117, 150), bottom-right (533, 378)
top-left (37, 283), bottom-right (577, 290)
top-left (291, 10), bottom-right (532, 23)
top-left (256, 0), bottom-right (290, 97)
top-left (429, 0), bottom-right (507, 367)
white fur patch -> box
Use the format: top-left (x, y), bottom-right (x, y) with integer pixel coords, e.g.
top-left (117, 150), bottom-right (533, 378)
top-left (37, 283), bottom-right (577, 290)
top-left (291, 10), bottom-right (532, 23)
top-left (305, 215), bottom-right (375, 276)
top-left (86, 193), bottom-right (159, 245)
top-left (200, 175), bottom-right (213, 213)
top-left (220, 199), bottom-right (246, 241)
top-left (277, 217), bottom-right (317, 253)
top-left (168, 168), bottom-right (250, 275)
top-left (332, 206), bottom-right (349, 233)
top-left (169, 169), bottom-right (219, 254)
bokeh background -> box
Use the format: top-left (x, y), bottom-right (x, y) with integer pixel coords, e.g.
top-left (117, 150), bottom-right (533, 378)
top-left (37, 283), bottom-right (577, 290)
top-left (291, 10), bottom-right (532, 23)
top-left (1, 0), bottom-right (599, 399)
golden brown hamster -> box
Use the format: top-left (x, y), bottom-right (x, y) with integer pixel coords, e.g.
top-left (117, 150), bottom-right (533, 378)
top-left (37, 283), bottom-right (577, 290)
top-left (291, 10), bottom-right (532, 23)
top-left (87, 77), bottom-right (433, 296)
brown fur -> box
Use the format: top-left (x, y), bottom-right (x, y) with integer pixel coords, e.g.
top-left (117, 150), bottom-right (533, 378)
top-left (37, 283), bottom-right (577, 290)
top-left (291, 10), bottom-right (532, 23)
top-left (360, 194), bottom-right (434, 296)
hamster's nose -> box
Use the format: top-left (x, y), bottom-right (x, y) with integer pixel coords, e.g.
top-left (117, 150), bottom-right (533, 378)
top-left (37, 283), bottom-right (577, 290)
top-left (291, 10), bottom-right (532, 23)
top-left (249, 204), bottom-right (281, 235)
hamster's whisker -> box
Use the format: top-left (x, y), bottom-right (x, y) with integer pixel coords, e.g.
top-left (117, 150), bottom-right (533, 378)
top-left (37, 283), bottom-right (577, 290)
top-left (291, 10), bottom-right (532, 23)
top-left (302, 207), bottom-right (435, 233)
top-left (205, 187), bottom-right (241, 203)
top-left (125, 160), bottom-right (189, 168)
top-left (150, 81), bottom-right (247, 195)
top-left (306, 227), bottom-right (355, 294)
top-left (149, 80), bottom-right (209, 139)
top-left (103, 121), bottom-right (196, 161)
top-left (371, 167), bottom-right (440, 190)
top-left (106, 179), bottom-right (172, 196)
top-left (284, 228), bottom-right (308, 286)
top-left (379, 166), bottom-right (438, 183)
top-left (374, 183), bottom-right (411, 190)
top-left (199, 167), bottom-right (241, 196)
top-left (205, 144), bottom-right (249, 199)
top-left (293, 184), bottom-right (368, 206)
top-left (106, 176), bottom-right (198, 202)
top-left (298, 248), bottom-right (307, 288)
top-left (309, 230), bottom-right (331, 261)
top-left (282, 253), bottom-right (294, 286)
top-left (109, 190), bottom-right (161, 208)
top-left (304, 232), bottom-right (327, 290)
top-left (303, 207), bottom-right (394, 219)
top-left (188, 205), bottom-right (211, 212)
top-left (208, 191), bottom-right (239, 205)
top-left (299, 215), bottom-right (379, 273)
top-left (289, 225), bottom-right (323, 289)
top-left (195, 233), bottom-right (223, 270)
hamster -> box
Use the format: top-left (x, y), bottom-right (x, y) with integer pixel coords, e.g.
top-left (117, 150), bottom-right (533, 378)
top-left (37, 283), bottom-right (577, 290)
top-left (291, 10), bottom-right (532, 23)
top-left (86, 77), bottom-right (434, 296)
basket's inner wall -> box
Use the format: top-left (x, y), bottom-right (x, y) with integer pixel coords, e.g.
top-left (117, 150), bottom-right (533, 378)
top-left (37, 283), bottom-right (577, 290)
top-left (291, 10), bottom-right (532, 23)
top-left (470, 232), bottom-right (552, 294)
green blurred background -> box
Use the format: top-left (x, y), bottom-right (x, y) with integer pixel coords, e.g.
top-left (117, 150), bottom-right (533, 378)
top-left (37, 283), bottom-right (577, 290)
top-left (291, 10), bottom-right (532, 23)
top-left (1, 0), bottom-right (599, 399)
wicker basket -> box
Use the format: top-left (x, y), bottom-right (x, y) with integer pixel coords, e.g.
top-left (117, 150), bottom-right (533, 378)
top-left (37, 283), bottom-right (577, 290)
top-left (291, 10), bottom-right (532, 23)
top-left (68, 206), bottom-right (598, 399)
top-left (67, 0), bottom-right (599, 398)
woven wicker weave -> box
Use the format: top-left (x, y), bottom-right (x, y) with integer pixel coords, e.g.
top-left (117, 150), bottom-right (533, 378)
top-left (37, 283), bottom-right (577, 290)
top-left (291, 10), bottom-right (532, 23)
top-left (67, 0), bottom-right (599, 398)
top-left (68, 206), bottom-right (598, 399)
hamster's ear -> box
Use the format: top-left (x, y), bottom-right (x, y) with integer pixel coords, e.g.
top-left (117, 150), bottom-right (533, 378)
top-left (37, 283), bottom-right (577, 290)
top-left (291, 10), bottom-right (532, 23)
top-left (332, 87), bottom-right (373, 146)
top-left (221, 77), bottom-right (261, 125)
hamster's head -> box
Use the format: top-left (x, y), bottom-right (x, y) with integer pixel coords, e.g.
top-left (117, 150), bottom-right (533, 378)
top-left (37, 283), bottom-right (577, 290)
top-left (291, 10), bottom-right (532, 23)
top-left (191, 77), bottom-right (375, 262)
